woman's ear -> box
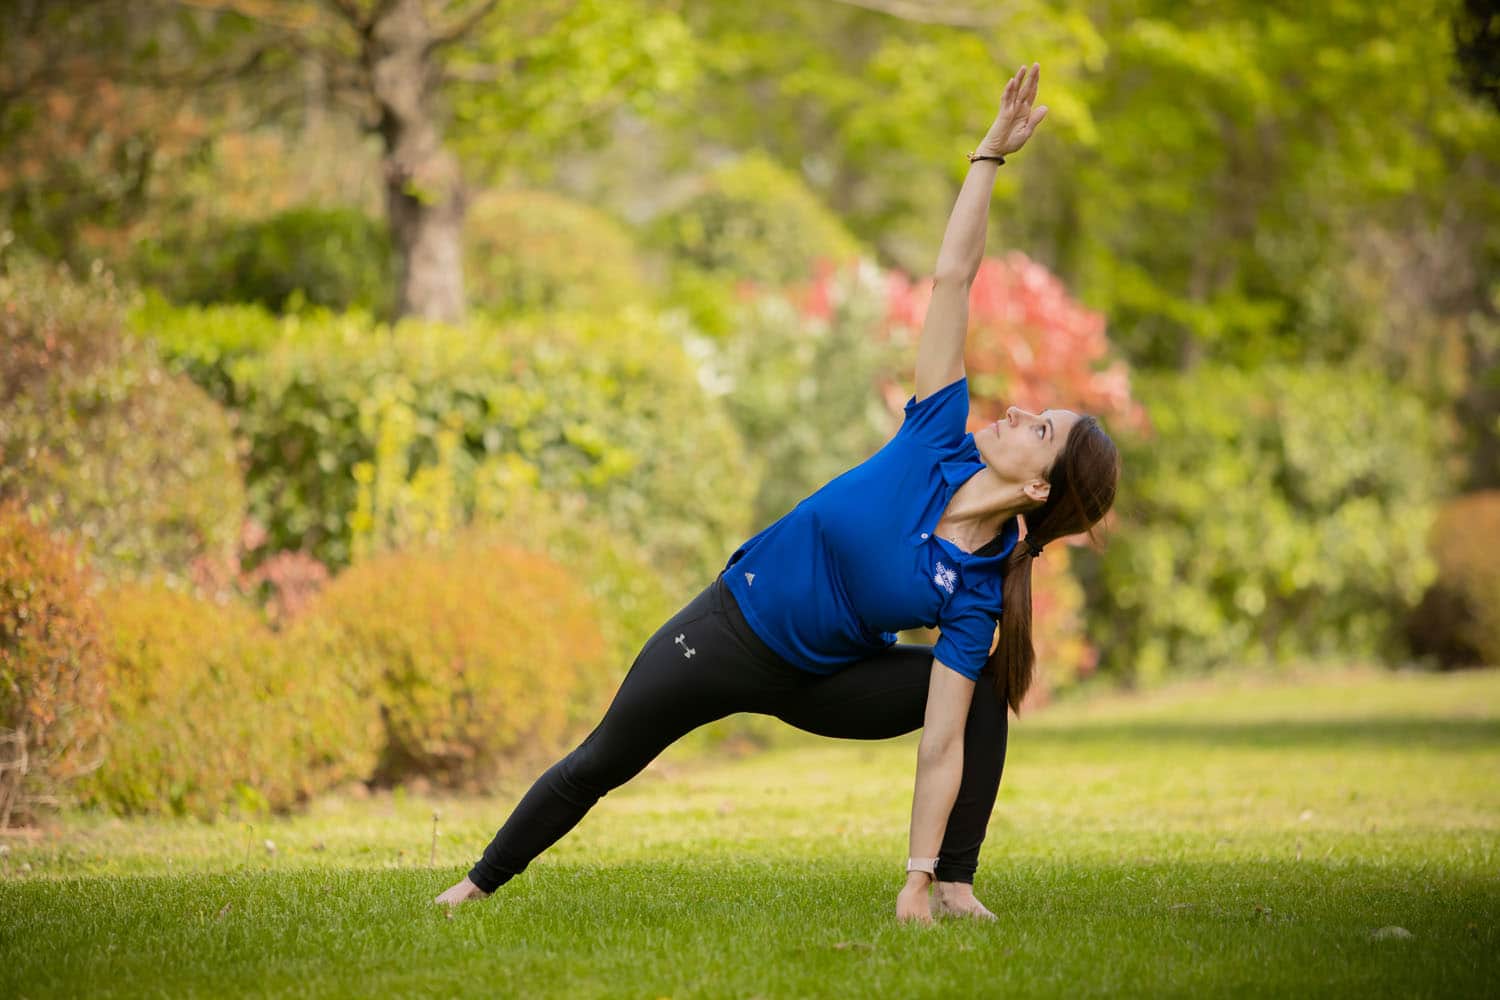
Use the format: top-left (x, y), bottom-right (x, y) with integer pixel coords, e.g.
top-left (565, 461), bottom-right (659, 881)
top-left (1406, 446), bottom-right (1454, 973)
top-left (1022, 479), bottom-right (1050, 505)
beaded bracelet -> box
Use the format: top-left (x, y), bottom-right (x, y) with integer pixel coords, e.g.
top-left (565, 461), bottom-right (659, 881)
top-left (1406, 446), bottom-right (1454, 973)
top-left (966, 151), bottom-right (1006, 164)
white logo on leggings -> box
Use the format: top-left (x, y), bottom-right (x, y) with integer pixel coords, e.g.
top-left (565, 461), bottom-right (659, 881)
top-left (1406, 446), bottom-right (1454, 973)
top-left (675, 633), bottom-right (696, 658)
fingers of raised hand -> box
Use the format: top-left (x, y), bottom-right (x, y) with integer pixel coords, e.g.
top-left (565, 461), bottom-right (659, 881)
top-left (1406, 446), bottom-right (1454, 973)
top-left (1003, 63), bottom-right (1039, 113)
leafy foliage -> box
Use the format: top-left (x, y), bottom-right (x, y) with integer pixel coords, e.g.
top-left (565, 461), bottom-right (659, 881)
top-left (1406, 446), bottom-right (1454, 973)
top-left (1089, 366), bottom-right (1451, 682)
top-left (77, 579), bottom-right (381, 820)
top-left (130, 301), bottom-right (754, 594)
top-left (131, 206), bottom-right (395, 316)
top-left (289, 537), bottom-right (609, 790)
top-left (0, 255), bottom-right (246, 588)
top-left (644, 152), bottom-right (865, 335)
top-left (0, 500), bottom-right (108, 829)
top-left (713, 258), bottom-right (902, 527)
top-left (463, 188), bottom-right (653, 318)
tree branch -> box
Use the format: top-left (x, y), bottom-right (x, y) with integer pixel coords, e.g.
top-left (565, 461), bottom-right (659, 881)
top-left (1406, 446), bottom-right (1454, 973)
top-left (324, 0), bottom-right (371, 31)
top-left (429, 0), bottom-right (503, 52)
top-left (823, 0), bottom-right (1002, 28)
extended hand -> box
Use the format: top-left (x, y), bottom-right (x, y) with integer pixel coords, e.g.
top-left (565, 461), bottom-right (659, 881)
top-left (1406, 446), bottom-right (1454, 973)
top-left (977, 62), bottom-right (1048, 158)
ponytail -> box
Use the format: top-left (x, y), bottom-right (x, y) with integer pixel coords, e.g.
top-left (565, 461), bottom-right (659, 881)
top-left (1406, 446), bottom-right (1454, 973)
top-left (981, 415), bottom-right (1119, 715)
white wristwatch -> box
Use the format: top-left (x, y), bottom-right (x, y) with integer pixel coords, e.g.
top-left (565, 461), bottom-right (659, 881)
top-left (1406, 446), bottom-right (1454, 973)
top-left (906, 856), bottom-right (939, 876)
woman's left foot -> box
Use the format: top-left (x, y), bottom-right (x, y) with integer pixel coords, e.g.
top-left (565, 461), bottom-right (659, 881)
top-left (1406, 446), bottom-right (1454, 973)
top-left (433, 875), bottom-right (491, 907)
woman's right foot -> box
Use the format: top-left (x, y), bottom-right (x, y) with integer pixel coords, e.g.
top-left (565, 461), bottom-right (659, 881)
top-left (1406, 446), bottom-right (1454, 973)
top-left (931, 881), bottom-right (997, 920)
top-left (434, 875), bottom-right (491, 907)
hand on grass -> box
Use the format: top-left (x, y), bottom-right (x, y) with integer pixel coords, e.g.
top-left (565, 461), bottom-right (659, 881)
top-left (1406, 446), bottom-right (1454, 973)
top-left (896, 874), bottom-right (935, 924)
top-left (433, 875), bottom-right (490, 907)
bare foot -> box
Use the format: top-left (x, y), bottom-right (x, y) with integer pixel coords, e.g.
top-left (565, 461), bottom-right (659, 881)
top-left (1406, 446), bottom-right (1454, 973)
top-left (931, 881), bottom-right (997, 920)
top-left (433, 874), bottom-right (491, 907)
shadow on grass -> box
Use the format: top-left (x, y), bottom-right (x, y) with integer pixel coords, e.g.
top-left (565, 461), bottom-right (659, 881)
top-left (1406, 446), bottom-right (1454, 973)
top-left (1020, 716), bottom-right (1500, 751)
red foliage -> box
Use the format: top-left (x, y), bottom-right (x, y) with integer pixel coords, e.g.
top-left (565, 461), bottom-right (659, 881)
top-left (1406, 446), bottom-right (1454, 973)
top-left (793, 253), bottom-right (1145, 432)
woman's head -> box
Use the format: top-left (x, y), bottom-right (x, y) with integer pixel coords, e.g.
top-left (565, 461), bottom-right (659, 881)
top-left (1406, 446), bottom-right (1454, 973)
top-left (982, 411), bottom-right (1120, 714)
top-left (973, 405), bottom-right (1082, 507)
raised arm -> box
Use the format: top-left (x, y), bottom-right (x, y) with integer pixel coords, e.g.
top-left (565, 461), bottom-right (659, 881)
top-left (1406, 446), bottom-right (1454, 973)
top-left (914, 62), bottom-right (1049, 402)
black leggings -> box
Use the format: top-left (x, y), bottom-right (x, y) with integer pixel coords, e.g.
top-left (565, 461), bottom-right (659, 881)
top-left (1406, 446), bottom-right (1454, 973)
top-left (467, 572), bottom-right (1008, 892)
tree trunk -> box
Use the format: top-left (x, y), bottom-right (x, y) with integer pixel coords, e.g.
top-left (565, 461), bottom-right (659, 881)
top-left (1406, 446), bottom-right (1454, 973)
top-left (368, 0), bottom-right (467, 323)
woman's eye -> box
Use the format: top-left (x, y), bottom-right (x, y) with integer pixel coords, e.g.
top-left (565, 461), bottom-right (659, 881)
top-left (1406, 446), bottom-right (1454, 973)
top-left (1036, 425), bottom-right (1045, 438)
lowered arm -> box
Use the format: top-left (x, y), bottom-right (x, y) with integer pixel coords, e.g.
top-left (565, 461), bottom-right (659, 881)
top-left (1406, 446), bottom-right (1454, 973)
top-left (904, 658), bottom-right (977, 867)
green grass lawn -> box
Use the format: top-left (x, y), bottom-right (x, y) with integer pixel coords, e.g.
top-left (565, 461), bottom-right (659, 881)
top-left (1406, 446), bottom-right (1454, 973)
top-left (3, 667), bottom-right (1498, 998)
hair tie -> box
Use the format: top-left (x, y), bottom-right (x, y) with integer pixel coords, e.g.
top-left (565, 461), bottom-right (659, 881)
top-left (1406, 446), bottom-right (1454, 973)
top-left (1024, 536), bottom-right (1045, 558)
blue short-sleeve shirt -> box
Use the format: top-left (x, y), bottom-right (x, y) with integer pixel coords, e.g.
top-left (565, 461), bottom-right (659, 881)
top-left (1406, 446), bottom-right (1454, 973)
top-left (724, 376), bottom-right (1019, 680)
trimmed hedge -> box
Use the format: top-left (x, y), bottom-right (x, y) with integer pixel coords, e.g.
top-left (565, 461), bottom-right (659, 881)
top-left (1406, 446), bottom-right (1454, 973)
top-left (288, 536), bottom-right (611, 789)
top-left (464, 188), bottom-right (653, 317)
top-left (78, 579), bottom-right (381, 820)
top-left (645, 151), bottom-right (863, 288)
top-left (129, 302), bottom-right (754, 593)
top-left (0, 500), bottom-right (109, 829)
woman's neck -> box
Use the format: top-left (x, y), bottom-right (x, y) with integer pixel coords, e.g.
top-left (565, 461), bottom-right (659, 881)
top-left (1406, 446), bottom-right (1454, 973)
top-left (934, 469), bottom-right (1030, 551)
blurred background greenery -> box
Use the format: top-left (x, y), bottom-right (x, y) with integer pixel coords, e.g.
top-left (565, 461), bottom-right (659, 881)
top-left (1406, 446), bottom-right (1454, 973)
top-left (1, 0), bottom-right (1497, 829)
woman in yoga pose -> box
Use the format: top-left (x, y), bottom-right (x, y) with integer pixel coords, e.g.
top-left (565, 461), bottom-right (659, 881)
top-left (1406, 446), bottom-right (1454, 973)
top-left (436, 62), bottom-right (1119, 923)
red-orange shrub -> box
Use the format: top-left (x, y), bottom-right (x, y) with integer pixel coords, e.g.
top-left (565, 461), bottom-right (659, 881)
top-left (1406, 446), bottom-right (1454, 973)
top-left (289, 535), bottom-right (610, 790)
top-left (79, 580), bottom-right (381, 819)
top-left (0, 499), bottom-right (109, 829)
top-left (1410, 490), bottom-right (1500, 668)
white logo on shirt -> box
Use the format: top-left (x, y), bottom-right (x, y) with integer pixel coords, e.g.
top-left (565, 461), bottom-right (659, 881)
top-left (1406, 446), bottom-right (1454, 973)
top-left (933, 561), bottom-right (957, 595)
top-left (675, 633), bottom-right (696, 658)
top-left (744, 572), bottom-right (755, 586)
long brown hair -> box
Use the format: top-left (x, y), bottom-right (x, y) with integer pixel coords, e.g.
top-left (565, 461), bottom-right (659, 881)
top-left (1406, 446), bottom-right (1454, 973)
top-left (980, 415), bottom-right (1119, 715)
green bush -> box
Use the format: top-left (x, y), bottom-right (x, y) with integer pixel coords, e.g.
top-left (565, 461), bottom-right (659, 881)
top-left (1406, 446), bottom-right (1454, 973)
top-left (1408, 490), bottom-right (1500, 668)
top-left (78, 579), bottom-right (380, 820)
top-left (130, 303), bottom-right (754, 594)
top-left (131, 206), bottom-right (394, 316)
top-left (715, 258), bottom-right (903, 528)
top-left (464, 188), bottom-right (653, 318)
top-left (1086, 365), bottom-right (1447, 683)
top-left (0, 500), bottom-right (109, 829)
top-left (289, 537), bottom-right (610, 789)
top-left (646, 152), bottom-right (863, 286)
top-left (0, 257), bottom-right (246, 588)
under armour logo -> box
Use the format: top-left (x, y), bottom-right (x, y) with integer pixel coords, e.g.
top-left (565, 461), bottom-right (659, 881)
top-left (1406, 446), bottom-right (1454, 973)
top-left (675, 633), bottom-right (696, 658)
top-left (933, 561), bottom-right (957, 595)
top-left (744, 572), bottom-right (755, 586)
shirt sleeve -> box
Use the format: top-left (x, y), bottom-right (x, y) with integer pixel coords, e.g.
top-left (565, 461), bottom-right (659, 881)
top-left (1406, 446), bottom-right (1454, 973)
top-left (898, 376), bottom-right (971, 452)
top-left (932, 597), bottom-right (998, 682)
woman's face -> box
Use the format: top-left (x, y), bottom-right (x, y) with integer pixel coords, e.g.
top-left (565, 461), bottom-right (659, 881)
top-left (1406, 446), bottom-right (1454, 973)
top-left (974, 405), bottom-right (1080, 489)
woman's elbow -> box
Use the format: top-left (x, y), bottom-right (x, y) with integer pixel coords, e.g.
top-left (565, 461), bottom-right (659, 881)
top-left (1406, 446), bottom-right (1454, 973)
top-left (917, 730), bottom-right (963, 766)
